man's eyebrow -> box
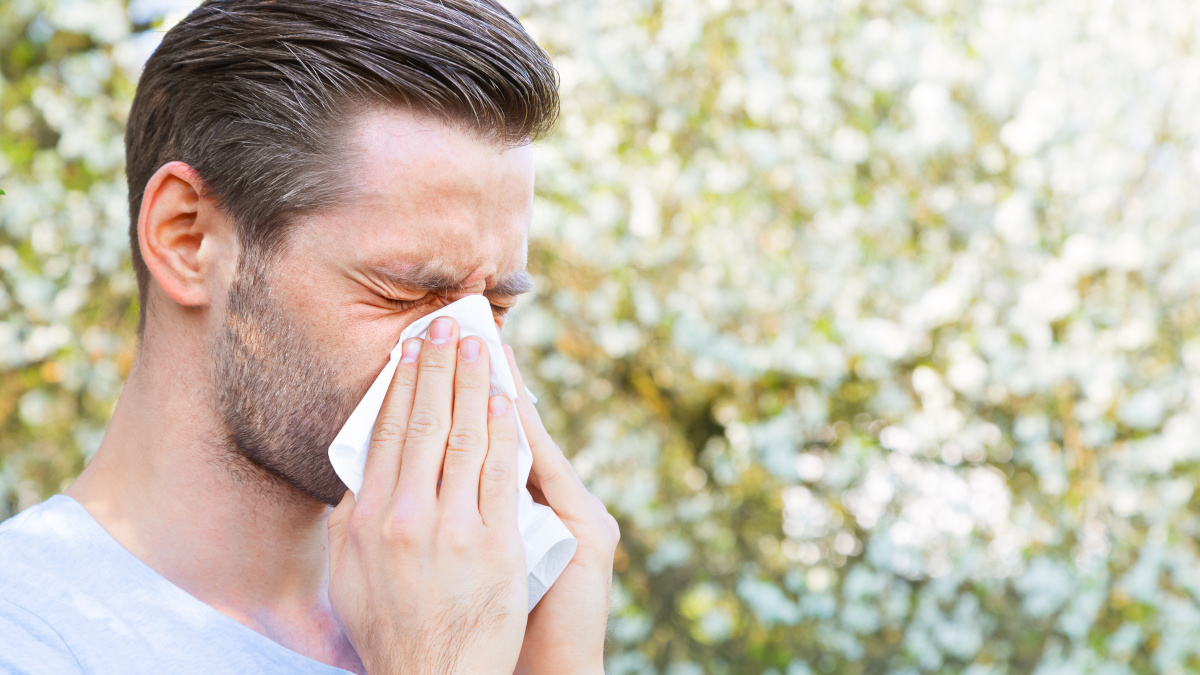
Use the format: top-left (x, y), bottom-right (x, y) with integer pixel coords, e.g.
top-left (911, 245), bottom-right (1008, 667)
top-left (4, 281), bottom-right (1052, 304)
top-left (368, 264), bottom-right (461, 293)
top-left (367, 264), bottom-right (534, 296)
top-left (489, 270), bottom-right (535, 297)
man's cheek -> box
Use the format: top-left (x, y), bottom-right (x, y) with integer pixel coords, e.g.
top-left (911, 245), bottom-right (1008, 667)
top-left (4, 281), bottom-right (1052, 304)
top-left (331, 334), bottom-right (399, 404)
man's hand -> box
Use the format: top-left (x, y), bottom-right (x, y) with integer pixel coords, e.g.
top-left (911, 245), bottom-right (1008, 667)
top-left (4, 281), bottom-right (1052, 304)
top-left (505, 346), bottom-right (620, 675)
top-left (327, 318), bottom-right (528, 675)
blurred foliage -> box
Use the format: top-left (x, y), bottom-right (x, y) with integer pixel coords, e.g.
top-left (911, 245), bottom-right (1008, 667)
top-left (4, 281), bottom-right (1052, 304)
top-left (5, 0), bottom-right (1200, 673)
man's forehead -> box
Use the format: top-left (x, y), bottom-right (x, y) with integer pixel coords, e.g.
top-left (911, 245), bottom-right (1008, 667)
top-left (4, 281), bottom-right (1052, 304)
top-left (346, 109), bottom-right (534, 196)
top-left (293, 107), bottom-right (536, 296)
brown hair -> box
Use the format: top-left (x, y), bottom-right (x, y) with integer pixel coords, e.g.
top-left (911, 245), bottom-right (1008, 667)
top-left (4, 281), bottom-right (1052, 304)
top-left (125, 0), bottom-right (558, 328)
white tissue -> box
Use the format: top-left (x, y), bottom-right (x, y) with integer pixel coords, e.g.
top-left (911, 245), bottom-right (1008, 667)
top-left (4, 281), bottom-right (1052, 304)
top-left (328, 295), bottom-right (577, 611)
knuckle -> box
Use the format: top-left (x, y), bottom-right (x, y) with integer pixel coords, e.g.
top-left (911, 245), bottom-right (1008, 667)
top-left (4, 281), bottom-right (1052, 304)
top-left (391, 363), bottom-right (418, 385)
top-left (347, 508), bottom-right (374, 538)
top-left (381, 511), bottom-right (421, 548)
top-left (588, 493), bottom-right (611, 514)
top-left (344, 525), bottom-right (368, 553)
top-left (541, 454), bottom-right (575, 485)
top-left (446, 426), bottom-right (484, 454)
top-left (555, 451), bottom-right (576, 473)
top-left (541, 435), bottom-right (566, 457)
top-left (370, 419), bottom-right (406, 445)
top-left (483, 459), bottom-right (513, 483)
top-left (581, 493), bottom-right (620, 545)
top-left (607, 513), bottom-right (621, 543)
top-left (346, 510), bottom-right (382, 551)
top-left (440, 520), bottom-right (476, 554)
top-left (405, 409), bottom-right (446, 438)
top-left (349, 500), bottom-right (379, 528)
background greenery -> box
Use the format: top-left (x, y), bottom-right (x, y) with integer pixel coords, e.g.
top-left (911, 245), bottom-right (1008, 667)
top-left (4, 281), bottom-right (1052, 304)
top-left (4, 0), bottom-right (1200, 672)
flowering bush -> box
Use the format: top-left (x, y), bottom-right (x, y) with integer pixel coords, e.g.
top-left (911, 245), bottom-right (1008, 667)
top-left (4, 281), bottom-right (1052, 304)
top-left (4, 0), bottom-right (1200, 672)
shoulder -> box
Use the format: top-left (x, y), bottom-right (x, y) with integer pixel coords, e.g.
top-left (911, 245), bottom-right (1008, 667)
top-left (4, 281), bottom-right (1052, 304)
top-left (0, 498), bottom-right (353, 674)
top-left (0, 496), bottom-right (103, 612)
top-left (0, 495), bottom-right (86, 539)
top-left (0, 496), bottom-right (90, 571)
top-left (0, 497), bottom-right (70, 562)
top-left (0, 497), bottom-right (163, 672)
top-left (0, 580), bottom-right (84, 673)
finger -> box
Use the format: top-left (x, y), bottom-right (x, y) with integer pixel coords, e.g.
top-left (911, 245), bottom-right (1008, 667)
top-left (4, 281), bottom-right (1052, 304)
top-left (503, 345), bottom-right (589, 514)
top-left (439, 337), bottom-right (492, 515)
top-left (504, 344), bottom-right (557, 440)
top-left (395, 317), bottom-right (458, 503)
top-left (504, 344), bottom-right (538, 413)
top-left (479, 395), bottom-right (519, 530)
top-left (359, 338), bottom-right (422, 500)
top-left (327, 490), bottom-right (355, 573)
top-left (528, 481), bottom-right (548, 506)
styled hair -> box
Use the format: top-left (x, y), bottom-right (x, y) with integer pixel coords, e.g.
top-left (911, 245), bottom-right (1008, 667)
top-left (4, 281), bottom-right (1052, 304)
top-left (125, 0), bottom-right (559, 328)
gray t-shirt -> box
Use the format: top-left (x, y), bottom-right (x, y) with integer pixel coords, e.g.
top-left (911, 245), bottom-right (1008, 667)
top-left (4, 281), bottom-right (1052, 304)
top-left (0, 495), bottom-right (351, 674)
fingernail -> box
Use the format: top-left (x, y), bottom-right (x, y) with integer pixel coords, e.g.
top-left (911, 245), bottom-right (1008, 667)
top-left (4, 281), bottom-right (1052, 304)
top-left (429, 317), bottom-right (452, 345)
top-left (489, 396), bottom-right (509, 416)
top-left (458, 338), bottom-right (480, 362)
top-left (400, 338), bottom-right (422, 363)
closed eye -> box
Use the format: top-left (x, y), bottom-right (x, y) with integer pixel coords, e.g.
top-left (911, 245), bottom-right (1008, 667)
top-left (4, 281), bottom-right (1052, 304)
top-left (382, 296), bottom-right (425, 311)
top-left (489, 299), bottom-right (517, 329)
top-left (382, 295), bottom-right (512, 319)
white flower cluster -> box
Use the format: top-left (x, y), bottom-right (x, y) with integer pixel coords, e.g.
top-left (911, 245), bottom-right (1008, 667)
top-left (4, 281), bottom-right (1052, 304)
top-left (512, 0), bottom-right (1200, 670)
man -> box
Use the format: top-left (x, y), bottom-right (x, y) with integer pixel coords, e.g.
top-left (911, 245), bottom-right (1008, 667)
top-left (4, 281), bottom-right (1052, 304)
top-left (0, 0), bottom-right (619, 673)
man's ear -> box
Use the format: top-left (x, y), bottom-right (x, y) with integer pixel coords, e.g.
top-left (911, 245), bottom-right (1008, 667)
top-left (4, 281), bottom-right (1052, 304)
top-left (137, 161), bottom-right (232, 309)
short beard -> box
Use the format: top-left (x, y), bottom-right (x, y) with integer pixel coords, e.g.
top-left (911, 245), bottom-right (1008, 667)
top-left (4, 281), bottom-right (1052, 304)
top-left (209, 247), bottom-right (359, 507)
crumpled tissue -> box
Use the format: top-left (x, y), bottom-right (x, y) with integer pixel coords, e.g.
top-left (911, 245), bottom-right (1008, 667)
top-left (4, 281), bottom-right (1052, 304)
top-left (328, 295), bottom-right (577, 611)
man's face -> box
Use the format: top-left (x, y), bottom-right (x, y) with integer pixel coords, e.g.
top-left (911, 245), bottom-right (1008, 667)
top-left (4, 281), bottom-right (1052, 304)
top-left (210, 109), bottom-right (535, 506)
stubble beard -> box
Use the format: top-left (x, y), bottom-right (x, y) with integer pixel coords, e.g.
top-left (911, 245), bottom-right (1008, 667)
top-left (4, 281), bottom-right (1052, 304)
top-left (208, 250), bottom-right (359, 507)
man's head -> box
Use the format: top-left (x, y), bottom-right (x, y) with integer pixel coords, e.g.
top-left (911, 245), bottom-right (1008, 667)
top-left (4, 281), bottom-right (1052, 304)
top-left (125, 0), bottom-right (557, 505)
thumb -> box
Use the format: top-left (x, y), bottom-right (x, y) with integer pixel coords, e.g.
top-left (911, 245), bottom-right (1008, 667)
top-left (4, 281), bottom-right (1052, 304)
top-left (327, 490), bottom-right (355, 572)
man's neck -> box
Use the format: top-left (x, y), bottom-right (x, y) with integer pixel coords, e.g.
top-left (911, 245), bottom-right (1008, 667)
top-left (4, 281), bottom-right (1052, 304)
top-left (66, 340), bottom-right (363, 673)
